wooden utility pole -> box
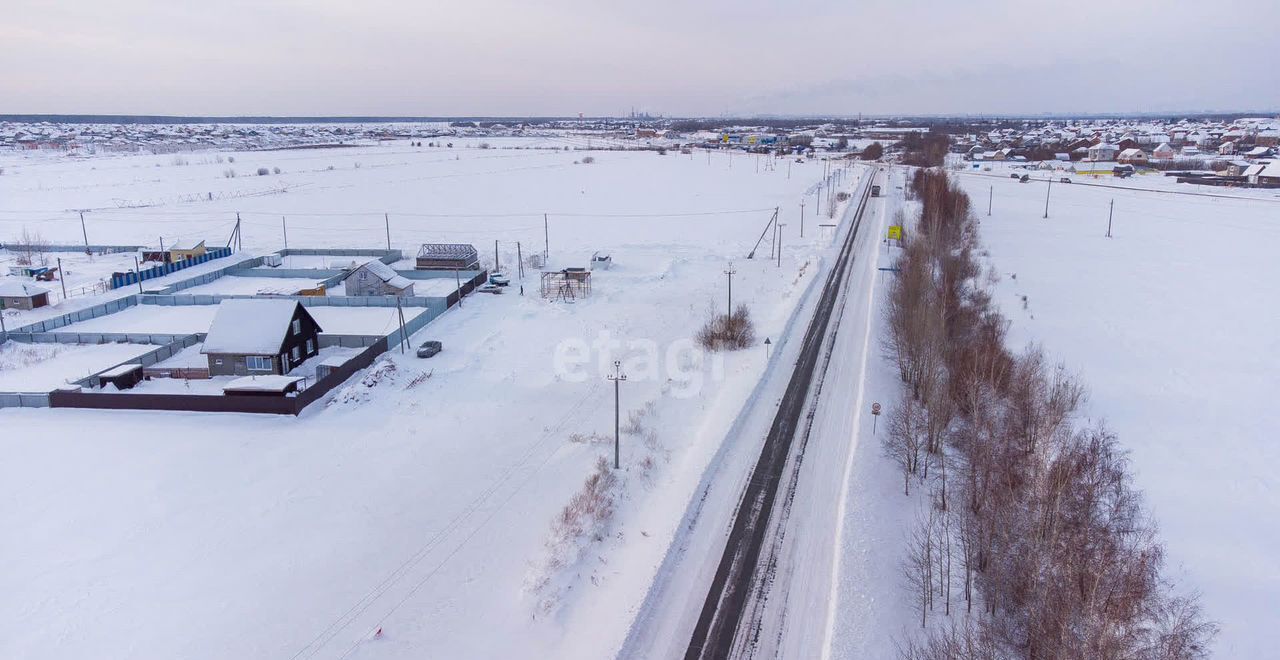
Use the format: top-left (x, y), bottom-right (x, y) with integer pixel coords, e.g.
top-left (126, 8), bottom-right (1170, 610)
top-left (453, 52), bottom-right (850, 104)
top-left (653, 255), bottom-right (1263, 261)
top-left (543, 214), bottom-right (550, 260)
top-left (282, 216), bottom-right (288, 250)
top-left (776, 224), bottom-right (786, 267)
top-left (1044, 178), bottom-right (1053, 219)
top-left (988, 185), bottom-right (993, 216)
top-left (608, 361), bottom-right (627, 469)
top-left (57, 257), bottom-right (67, 299)
top-left (800, 201), bottom-right (805, 238)
top-left (384, 213), bottom-right (391, 250)
top-left (78, 210), bottom-right (90, 255)
top-left (1107, 199), bottom-right (1114, 238)
top-left (723, 263), bottom-right (736, 318)
top-left (133, 256), bottom-right (144, 294)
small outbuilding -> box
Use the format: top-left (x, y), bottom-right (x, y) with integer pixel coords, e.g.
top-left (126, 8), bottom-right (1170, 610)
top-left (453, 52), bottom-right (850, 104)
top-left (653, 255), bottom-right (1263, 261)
top-left (344, 259), bottom-right (415, 297)
top-left (222, 375), bottom-right (305, 396)
top-left (0, 281), bottom-right (51, 310)
top-left (97, 363), bottom-right (144, 390)
top-left (416, 243), bottom-right (480, 270)
top-left (201, 299), bottom-right (323, 377)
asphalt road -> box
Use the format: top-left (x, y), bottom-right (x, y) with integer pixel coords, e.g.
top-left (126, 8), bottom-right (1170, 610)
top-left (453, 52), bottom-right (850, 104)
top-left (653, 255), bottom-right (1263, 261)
top-left (683, 172), bottom-right (876, 660)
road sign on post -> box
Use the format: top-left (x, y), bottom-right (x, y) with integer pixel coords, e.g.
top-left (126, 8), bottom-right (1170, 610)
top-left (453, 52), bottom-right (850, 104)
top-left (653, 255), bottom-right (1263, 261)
top-left (887, 226), bottom-right (903, 241)
top-left (764, 337), bottom-right (772, 360)
top-left (871, 401), bottom-right (882, 434)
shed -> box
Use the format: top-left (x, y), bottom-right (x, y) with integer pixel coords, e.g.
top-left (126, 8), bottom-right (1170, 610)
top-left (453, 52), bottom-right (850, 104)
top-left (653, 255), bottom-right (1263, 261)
top-left (344, 259), bottom-right (415, 297)
top-left (97, 363), bottom-right (144, 390)
top-left (416, 243), bottom-right (480, 270)
top-left (201, 299), bottom-right (323, 376)
top-left (222, 375), bottom-right (304, 396)
top-left (0, 281), bottom-right (51, 310)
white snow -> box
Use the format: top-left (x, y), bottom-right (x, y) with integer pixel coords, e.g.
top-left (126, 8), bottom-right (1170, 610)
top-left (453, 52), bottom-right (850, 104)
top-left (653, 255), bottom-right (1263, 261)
top-left (0, 142), bottom-right (862, 660)
top-left (0, 341), bottom-right (153, 391)
top-left (955, 170), bottom-right (1279, 658)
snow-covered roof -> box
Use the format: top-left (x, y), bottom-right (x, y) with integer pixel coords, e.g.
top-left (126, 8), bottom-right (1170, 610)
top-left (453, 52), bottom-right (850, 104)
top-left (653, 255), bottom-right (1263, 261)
top-left (0, 281), bottom-right (49, 297)
top-left (1118, 148), bottom-right (1145, 158)
top-left (201, 299), bottom-right (319, 355)
top-left (222, 375), bottom-right (303, 393)
top-left (352, 259), bottom-right (412, 289)
top-left (98, 363), bottom-right (143, 378)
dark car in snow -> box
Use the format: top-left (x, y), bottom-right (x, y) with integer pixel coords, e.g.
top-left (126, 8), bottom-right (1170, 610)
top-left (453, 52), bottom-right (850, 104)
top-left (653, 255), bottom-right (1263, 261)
top-left (416, 340), bottom-right (443, 358)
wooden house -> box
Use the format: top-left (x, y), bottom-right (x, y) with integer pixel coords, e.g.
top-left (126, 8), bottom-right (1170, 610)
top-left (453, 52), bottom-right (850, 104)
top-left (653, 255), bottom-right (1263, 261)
top-left (201, 299), bottom-right (322, 377)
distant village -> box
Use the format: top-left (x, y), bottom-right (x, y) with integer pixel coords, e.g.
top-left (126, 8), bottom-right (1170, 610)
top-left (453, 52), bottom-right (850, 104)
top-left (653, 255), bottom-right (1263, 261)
top-left (3, 114), bottom-right (1278, 187)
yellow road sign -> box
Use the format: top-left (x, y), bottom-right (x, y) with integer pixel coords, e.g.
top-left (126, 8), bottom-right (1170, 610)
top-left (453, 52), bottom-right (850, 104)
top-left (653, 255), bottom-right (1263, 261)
top-left (887, 225), bottom-right (903, 240)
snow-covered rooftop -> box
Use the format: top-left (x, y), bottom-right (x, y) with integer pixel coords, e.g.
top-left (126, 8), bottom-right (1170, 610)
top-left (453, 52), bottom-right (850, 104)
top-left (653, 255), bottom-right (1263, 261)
top-left (352, 259), bottom-right (413, 290)
top-left (0, 281), bottom-right (50, 297)
top-left (201, 299), bottom-right (319, 355)
top-left (222, 375), bottom-right (303, 393)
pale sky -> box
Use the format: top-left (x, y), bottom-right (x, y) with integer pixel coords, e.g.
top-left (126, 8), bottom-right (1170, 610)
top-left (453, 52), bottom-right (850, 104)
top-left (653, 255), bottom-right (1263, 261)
top-left (3, 0), bottom-right (1277, 117)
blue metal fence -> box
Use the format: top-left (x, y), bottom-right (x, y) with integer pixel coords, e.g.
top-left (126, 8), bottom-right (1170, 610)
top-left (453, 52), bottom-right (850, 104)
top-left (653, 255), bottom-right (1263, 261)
top-left (110, 247), bottom-right (234, 289)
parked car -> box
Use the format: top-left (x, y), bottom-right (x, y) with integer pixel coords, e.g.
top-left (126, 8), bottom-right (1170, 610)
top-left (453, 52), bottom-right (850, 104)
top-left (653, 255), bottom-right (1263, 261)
top-left (478, 284), bottom-right (503, 294)
top-left (1010, 173), bottom-right (1021, 179)
top-left (489, 272), bottom-right (510, 286)
top-left (1060, 177), bottom-right (1071, 183)
top-left (416, 340), bottom-right (443, 358)
top-left (1019, 174), bottom-right (1030, 183)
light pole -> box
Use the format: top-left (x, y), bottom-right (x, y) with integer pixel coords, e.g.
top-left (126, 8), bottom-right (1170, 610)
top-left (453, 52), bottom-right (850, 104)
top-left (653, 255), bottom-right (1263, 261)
top-left (608, 361), bottom-right (627, 469)
top-left (800, 201), bottom-right (805, 238)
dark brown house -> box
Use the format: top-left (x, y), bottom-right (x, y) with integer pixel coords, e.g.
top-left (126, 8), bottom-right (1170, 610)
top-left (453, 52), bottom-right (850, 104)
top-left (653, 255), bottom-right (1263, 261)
top-left (201, 299), bottom-right (323, 377)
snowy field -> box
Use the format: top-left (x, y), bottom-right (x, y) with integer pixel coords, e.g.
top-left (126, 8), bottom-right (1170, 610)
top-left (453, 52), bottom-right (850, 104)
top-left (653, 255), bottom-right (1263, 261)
top-left (0, 140), bottom-right (863, 660)
top-left (957, 170), bottom-right (1279, 657)
top-left (0, 341), bottom-right (153, 391)
top-left (56, 303), bottom-right (424, 337)
top-left (179, 275), bottom-right (332, 296)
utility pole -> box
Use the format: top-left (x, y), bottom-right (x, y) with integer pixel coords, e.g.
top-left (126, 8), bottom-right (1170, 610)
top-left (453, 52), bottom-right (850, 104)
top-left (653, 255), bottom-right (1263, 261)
top-left (77, 210), bottom-right (90, 255)
top-left (384, 213), bottom-right (391, 251)
top-left (282, 216), bottom-right (288, 251)
top-left (133, 256), bottom-right (144, 294)
top-left (1107, 199), bottom-right (1114, 238)
top-left (494, 239), bottom-right (500, 273)
top-left (57, 257), bottom-right (67, 299)
top-left (543, 213), bottom-right (550, 260)
top-left (454, 267), bottom-right (463, 308)
top-left (800, 201), bottom-right (805, 238)
top-left (988, 185), bottom-right (993, 216)
top-left (723, 263), bottom-right (736, 318)
top-left (0, 304), bottom-right (6, 343)
top-left (608, 361), bottom-right (627, 470)
top-left (776, 223), bottom-right (785, 267)
top-left (1043, 177), bottom-right (1053, 219)
top-left (395, 297), bottom-right (408, 354)
top-left (817, 182), bottom-right (823, 216)
top-left (516, 242), bottom-right (524, 281)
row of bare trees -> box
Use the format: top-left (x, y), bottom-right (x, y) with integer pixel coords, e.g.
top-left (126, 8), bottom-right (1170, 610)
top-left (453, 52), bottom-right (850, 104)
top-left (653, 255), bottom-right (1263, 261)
top-left (883, 169), bottom-right (1217, 659)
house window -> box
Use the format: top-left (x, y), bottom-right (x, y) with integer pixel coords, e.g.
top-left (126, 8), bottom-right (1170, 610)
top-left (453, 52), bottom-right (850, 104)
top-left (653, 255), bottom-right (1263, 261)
top-left (306, 339), bottom-right (314, 355)
top-left (291, 346), bottom-right (301, 362)
top-left (292, 319), bottom-right (302, 336)
top-left (246, 356), bottom-right (271, 371)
